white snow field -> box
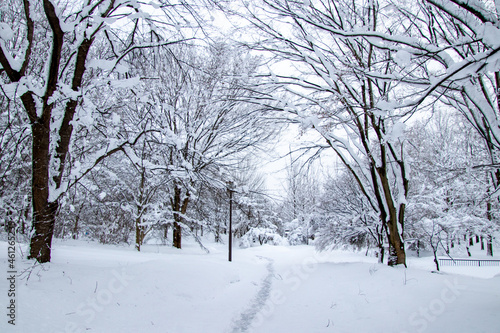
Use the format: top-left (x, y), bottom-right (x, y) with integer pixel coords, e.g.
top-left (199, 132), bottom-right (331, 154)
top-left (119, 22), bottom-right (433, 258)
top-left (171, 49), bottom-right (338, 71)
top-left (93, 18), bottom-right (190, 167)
top-left (1, 238), bottom-right (499, 333)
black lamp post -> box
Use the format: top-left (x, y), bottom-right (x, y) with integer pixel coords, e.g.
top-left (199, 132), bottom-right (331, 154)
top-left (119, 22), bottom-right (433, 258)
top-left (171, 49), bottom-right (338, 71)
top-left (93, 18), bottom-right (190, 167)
top-left (227, 181), bottom-right (234, 262)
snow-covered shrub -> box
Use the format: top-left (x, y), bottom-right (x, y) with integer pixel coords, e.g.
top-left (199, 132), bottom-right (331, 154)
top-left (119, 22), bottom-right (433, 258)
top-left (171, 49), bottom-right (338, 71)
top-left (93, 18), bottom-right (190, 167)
top-left (286, 227), bottom-right (307, 246)
top-left (239, 227), bottom-right (289, 248)
top-left (283, 218), bottom-right (317, 245)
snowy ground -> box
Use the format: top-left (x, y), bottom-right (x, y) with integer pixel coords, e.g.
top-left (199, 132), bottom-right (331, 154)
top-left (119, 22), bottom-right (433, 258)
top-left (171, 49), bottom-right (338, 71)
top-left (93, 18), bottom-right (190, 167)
top-left (1, 238), bottom-right (499, 333)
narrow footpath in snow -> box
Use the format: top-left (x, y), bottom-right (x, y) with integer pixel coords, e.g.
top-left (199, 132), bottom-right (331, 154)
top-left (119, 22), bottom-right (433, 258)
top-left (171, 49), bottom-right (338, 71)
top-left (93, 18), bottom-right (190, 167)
top-left (230, 256), bottom-right (275, 333)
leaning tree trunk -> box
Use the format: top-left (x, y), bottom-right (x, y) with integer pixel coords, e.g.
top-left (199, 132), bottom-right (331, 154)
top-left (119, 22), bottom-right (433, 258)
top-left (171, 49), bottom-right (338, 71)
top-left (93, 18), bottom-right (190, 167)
top-left (432, 247), bottom-right (440, 271)
top-left (379, 167), bottom-right (406, 266)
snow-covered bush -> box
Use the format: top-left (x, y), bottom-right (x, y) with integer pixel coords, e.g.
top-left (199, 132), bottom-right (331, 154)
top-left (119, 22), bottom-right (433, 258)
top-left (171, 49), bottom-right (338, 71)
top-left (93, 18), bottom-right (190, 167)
top-left (283, 216), bottom-right (318, 245)
top-left (286, 227), bottom-right (307, 246)
top-left (239, 227), bottom-right (289, 248)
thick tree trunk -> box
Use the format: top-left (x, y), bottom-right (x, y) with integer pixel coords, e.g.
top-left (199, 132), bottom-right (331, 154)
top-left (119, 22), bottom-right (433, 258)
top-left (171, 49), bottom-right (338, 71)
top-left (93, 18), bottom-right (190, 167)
top-left (379, 169), bottom-right (406, 266)
top-left (378, 244), bottom-right (385, 264)
top-left (386, 239), bottom-right (405, 266)
top-left (385, 212), bottom-right (406, 266)
top-left (135, 218), bottom-right (145, 251)
top-left (171, 185), bottom-right (190, 249)
top-left (173, 222), bottom-right (182, 249)
top-left (487, 235), bottom-right (493, 256)
top-left (28, 122), bottom-right (58, 263)
top-left (28, 202), bottom-right (58, 263)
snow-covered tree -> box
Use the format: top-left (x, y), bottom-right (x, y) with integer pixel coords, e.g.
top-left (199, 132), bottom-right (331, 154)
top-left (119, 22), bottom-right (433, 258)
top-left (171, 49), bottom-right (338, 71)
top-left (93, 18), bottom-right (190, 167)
top-left (0, 91), bottom-right (30, 236)
top-left (385, 0), bottom-right (500, 256)
top-left (226, 0), bottom-right (410, 265)
top-left (292, 0), bottom-right (500, 257)
top-left (405, 109), bottom-right (498, 262)
top-left (113, 43), bottom-right (278, 249)
top-left (316, 170), bottom-right (384, 259)
top-left (280, 162), bottom-right (321, 245)
top-left (0, 0), bottom-right (196, 262)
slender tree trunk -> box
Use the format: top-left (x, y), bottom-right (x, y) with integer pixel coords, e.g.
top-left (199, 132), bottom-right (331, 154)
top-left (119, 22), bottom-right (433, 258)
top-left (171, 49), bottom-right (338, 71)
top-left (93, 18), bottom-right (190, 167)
top-left (433, 248), bottom-right (440, 271)
top-left (135, 171), bottom-right (146, 252)
top-left (215, 225), bottom-right (220, 243)
top-left (486, 189), bottom-right (494, 257)
top-left (72, 216), bottom-right (79, 240)
top-left (72, 204), bottom-right (83, 240)
top-left (163, 224), bottom-right (169, 241)
top-left (21, 213), bottom-right (26, 234)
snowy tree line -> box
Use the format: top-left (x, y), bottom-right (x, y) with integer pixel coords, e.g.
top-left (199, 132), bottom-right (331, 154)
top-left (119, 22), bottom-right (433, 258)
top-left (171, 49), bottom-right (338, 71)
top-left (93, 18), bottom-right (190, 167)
top-left (1, 0), bottom-right (499, 267)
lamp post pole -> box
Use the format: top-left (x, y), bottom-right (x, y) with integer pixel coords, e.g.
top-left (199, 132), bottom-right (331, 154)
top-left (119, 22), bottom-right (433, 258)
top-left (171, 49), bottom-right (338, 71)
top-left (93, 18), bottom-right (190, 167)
top-left (228, 182), bottom-right (234, 262)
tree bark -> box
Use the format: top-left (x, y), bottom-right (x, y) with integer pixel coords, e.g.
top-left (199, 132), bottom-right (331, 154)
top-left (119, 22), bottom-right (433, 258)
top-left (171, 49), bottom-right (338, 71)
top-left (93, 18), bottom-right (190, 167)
top-left (163, 224), bottom-right (169, 241)
top-left (28, 121), bottom-right (58, 262)
top-left (171, 184), bottom-right (190, 249)
top-left (173, 222), bottom-right (182, 249)
top-left (135, 217), bottom-right (145, 251)
top-left (72, 215), bottom-right (79, 240)
top-left (378, 166), bottom-right (406, 266)
top-left (135, 170), bottom-right (146, 251)
top-left (486, 189), bottom-right (494, 257)
top-left (487, 235), bottom-right (494, 256)
top-left (433, 251), bottom-right (440, 271)
top-left (378, 244), bottom-right (385, 264)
